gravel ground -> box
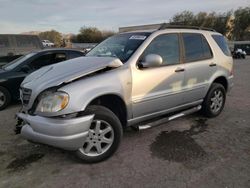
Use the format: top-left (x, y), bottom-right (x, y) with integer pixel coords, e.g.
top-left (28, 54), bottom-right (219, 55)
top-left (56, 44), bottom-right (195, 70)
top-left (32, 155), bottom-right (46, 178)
top-left (0, 58), bottom-right (249, 188)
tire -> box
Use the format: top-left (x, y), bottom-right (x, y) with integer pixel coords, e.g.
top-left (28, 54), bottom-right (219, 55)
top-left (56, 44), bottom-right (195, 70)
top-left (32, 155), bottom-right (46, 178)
top-left (76, 105), bottom-right (123, 163)
top-left (202, 83), bottom-right (226, 118)
top-left (0, 86), bottom-right (11, 111)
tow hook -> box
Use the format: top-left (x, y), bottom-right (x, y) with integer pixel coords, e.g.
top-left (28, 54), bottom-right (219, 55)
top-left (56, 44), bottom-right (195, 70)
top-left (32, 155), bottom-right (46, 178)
top-left (15, 117), bottom-right (24, 134)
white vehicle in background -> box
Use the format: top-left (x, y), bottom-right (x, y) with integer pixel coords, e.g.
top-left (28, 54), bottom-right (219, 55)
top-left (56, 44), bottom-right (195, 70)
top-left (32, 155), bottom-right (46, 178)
top-left (42, 40), bottom-right (55, 47)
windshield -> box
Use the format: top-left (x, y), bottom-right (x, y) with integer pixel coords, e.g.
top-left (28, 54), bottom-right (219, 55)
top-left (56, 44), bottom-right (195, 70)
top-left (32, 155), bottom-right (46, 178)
top-left (86, 32), bottom-right (151, 63)
top-left (2, 52), bottom-right (37, 71)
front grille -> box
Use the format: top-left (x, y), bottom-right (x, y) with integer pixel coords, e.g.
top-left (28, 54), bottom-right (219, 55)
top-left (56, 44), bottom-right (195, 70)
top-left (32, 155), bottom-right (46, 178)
top-left (20, 87), bottom-right (32, 106)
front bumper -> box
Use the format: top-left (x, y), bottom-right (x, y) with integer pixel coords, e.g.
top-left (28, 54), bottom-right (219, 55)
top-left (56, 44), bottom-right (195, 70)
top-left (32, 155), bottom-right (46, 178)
top-left (17, 113), bottom-right (94, 150)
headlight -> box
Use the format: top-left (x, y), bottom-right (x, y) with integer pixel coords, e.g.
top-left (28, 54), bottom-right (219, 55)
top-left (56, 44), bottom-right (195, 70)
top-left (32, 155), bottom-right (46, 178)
top-left (36, 91), bottom-right (69, 113)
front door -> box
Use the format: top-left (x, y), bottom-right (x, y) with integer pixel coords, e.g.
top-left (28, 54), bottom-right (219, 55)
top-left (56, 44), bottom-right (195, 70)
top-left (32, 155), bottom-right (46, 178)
top-left (131, 33), bottom-right (185, 118)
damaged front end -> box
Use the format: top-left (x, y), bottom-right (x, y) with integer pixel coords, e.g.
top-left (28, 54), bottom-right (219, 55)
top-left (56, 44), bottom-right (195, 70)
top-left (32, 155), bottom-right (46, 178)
top-left (15, 56), bottom-right (123, 135)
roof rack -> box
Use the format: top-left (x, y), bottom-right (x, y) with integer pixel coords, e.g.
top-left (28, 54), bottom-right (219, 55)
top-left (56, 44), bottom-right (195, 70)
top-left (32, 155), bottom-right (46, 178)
top-left (119, 23), bottom-right (216, 33)
top-left (159, 23), bottom-right (216, 32)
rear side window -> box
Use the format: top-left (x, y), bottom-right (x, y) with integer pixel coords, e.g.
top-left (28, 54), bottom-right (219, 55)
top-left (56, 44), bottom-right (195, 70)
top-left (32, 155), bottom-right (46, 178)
top-left (29, 52), bottom-right (66, 70)
top-left (212, 35), bottom-right (231, 56)
top-left (69, 51), bottom-right (83, 59)
top-left (183, 33), bottom-right (213, 62)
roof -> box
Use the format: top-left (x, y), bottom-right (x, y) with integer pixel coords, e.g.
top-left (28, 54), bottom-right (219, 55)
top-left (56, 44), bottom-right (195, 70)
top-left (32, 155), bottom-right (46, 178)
top-left (40, 48), bottom-right (83, 52)
top-left (119, 23), bottom-right (162, 33)
top-left (119, 23), bottom-right (216, 33)
top-left (31, 48), bottom-right (84, 54)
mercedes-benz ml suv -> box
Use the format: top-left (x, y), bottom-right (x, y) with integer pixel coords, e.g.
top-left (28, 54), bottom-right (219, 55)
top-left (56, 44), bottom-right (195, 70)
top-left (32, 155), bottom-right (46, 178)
top-left (16, 25), bottom-right (233, 163)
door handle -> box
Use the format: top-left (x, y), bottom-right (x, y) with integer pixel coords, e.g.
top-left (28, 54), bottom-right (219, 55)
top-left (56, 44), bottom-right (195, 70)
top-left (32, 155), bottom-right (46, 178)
top-left (209, 63), bottom-right (217, 67)
top-left (175, 67), bottom-right (185, 72)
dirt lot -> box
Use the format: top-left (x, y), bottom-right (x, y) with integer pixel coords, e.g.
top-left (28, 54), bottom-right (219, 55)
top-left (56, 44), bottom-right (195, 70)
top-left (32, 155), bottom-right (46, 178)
top-left (0, 58), bottom-right (250, 188)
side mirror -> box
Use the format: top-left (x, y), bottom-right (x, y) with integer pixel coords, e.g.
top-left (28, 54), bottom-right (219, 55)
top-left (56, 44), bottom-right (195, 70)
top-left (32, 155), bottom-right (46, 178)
top-left (20, 65), bottom-right (30, 73)
top-left (139, 54), bottom-right (163, 68)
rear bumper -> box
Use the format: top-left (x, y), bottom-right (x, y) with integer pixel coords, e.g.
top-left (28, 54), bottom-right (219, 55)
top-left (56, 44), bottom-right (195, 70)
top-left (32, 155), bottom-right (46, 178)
top-left (17, 113), bottom-right (94, 150)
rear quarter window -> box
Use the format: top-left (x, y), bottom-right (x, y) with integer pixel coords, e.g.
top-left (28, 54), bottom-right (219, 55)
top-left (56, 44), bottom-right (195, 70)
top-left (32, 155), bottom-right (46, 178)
top-left (69, 51), bottom-right (84, 59)
top-left (212, 35), bottom-right (231, 56)
top-left (182, 33), bottom-right (213, 62)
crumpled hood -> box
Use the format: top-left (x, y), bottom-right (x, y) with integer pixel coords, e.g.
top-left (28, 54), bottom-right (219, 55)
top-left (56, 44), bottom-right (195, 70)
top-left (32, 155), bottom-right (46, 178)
top-left (21, 56), bottom-right (123, 92)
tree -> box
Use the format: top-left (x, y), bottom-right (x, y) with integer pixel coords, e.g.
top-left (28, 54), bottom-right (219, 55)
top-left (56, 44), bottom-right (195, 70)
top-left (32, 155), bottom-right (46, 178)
top-left (39, 30), bottom-right (62, 47)
top-left (170, 11), bottom-right (194, 25)
top-left (213, 12), bottom-right (232, 36)
top-left (102, 30), bottom-right (116, 39)
top-left (233, 7), bottom-right (250, 40)
top-left (170, 10), bottom-right (233, 36)
top-left (71, 27), bottom-right (116, 43)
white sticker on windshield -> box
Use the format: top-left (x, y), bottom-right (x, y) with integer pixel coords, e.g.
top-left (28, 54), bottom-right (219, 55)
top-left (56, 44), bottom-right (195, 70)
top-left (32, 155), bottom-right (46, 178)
top-left (129, 35), bottom-right (147, 40)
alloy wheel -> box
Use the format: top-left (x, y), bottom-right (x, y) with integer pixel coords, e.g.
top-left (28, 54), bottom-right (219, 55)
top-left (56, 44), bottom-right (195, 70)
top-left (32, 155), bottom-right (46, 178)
top-left (79, 120), bottom-right (114, 157)
top-left (210, 90), bottom-right (224, 113)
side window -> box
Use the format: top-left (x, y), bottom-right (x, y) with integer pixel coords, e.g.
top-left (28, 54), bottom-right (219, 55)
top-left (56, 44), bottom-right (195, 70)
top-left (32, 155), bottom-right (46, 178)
top-left (29, 53), bottom-right (54, 70)
top-left (141, 34), bottom-right (180, 66)
top-left (183, 33), bottom-right (213, 62)
top-left (69, 51), bottom-right (83, 59)
top-left (53, 53), bottom-right (66, 63)
top-left (29, 53), bottom-right (66, 70)
top-left (212, 35), bottom-right (231, 56)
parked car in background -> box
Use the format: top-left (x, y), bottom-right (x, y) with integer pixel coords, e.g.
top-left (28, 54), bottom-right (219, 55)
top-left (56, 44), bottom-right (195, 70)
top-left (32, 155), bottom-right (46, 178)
top-left (42, 40), bottom-right (55, 48)
top-left (232, 48), bottom-right (246, 59)
top-left (0, 48), bottom-right (84, 110)
top-left (17, 25), bottom-right (233, 163)
top-left (0, 34), bottom-right (43, 67)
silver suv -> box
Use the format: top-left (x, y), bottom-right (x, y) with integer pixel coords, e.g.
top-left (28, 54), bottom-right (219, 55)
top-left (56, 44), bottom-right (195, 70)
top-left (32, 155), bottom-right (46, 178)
top-left (17, 25), bottom-right (233, 163)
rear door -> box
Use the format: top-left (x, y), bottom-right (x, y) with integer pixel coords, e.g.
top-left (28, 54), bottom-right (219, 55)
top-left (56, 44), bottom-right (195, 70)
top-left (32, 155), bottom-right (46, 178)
top-left (181, 33), bottom-right (215, 104)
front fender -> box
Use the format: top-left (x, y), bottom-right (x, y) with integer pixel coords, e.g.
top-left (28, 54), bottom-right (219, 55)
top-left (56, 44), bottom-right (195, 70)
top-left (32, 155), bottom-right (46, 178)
top-left (48, 67), bottom-right (132, 117)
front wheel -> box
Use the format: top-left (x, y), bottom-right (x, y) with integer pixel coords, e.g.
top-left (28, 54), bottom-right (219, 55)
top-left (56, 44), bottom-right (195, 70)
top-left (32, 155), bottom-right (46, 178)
top-left (202, 83), bottom-right (226, 118)
top-left (76, 105), bottom-right (123, 163)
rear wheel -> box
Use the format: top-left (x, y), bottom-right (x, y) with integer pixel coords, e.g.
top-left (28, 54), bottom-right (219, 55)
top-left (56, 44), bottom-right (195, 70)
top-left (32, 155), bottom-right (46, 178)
top-left (0, 86), bottom-right (11, 111)
top-left (202, 83), bottom-right (226, 117)
top-left (76, 105), bottom-right (123, 163)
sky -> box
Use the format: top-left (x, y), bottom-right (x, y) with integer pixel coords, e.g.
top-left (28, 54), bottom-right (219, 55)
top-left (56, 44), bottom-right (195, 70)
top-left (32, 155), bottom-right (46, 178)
top-left (0, 0), bottom-right (249, 34)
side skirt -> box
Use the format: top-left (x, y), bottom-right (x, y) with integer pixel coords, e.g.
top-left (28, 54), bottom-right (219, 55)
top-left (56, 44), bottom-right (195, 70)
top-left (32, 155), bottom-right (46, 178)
top-left (128, 99), bottom-right (203, 126)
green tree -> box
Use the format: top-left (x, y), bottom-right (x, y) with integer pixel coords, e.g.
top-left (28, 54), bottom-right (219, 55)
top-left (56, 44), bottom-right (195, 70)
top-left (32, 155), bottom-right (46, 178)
top-left (76, 27), bottom-right (103, 43)
top-left (71, 27), bottom-right (116, 43)
top-left (102, 30), bottom-right (116, 39)
top-left (170, 11), bottom-right (194, 25)
top-left (170, 10), bottom-right (232, 36)
top-left (39, 30), bottom-right (62, 47)
top-left (233, 7), bottom-right (250, 40)
top-left (213, 12), bottom-right (232, 36)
